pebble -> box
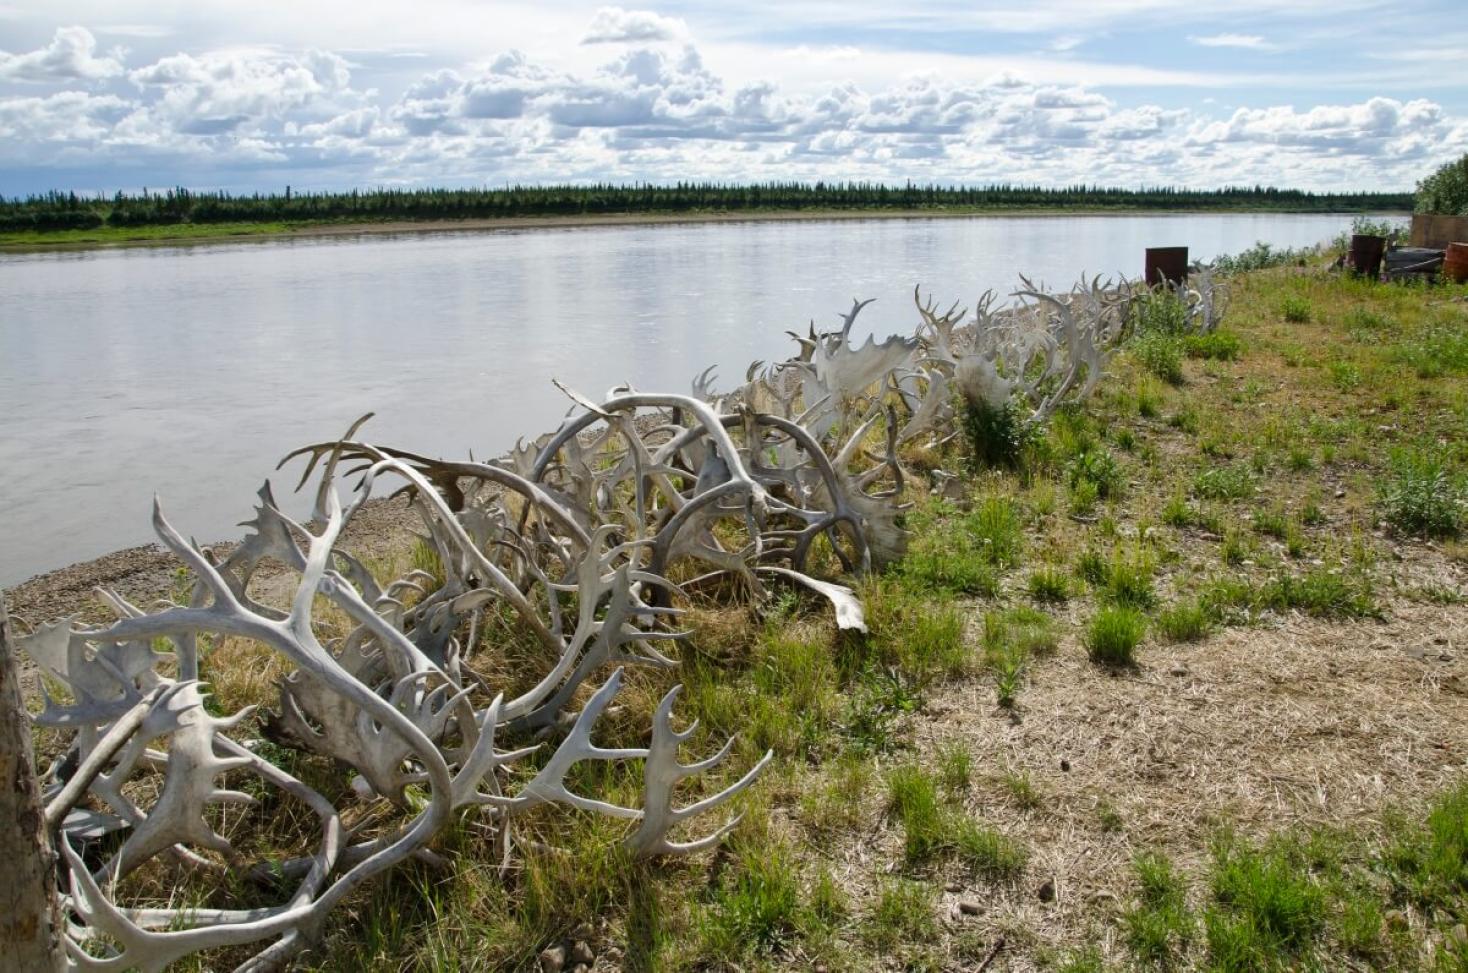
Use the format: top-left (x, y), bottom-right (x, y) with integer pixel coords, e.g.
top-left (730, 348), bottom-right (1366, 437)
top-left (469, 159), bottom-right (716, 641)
top-left (1060, 758), bottom-right (1071, 772)
top-left (1169, 664), bottom-right (1189, 677)
top-left (958, 900), bottom-right (983, 916)
top-left (569, 941), bottom-right (594, 965)
top-left (538, 945), bottom-right (566, 973)
top-left (1038, 878), bottom-right (1056, 903)
top-left (571, 966), bottom-right (589, 973)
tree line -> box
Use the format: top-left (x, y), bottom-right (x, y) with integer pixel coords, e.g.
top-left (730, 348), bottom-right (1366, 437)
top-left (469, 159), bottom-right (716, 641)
top-left (0, 182), bottom-right (1414, 233)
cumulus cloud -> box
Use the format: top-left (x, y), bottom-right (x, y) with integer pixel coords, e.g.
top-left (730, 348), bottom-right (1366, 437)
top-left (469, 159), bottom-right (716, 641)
top-left (0, 26), bottom-right (124, 82)
top-left (1, 27), bottom-right (1463, 193)
top-left (581, 7), bottom-right (686, 45)
top-left (129, 47), bottom-right (355, 134)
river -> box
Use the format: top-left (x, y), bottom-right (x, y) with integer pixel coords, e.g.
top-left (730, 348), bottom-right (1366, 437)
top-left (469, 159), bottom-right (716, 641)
top-left (0, 212), bottom-right (1363, 584)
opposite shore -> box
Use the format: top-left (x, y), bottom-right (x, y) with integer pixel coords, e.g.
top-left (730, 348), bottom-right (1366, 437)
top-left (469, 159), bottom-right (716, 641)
top-left (0, 205), bottom-right (1409, 253)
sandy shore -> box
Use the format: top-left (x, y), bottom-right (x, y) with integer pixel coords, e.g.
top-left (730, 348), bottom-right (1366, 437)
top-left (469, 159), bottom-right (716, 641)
top-left (1, 495), bottom-right (420, 628)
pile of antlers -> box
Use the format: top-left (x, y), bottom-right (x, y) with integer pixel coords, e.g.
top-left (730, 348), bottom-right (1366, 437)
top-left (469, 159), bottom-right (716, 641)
top-left (17, 272), bottom-right (1187, 970)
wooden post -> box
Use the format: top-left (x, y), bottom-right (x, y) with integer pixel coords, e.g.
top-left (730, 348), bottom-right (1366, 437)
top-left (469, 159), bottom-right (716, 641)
top-left (0, 596), bottom-right (66, 971)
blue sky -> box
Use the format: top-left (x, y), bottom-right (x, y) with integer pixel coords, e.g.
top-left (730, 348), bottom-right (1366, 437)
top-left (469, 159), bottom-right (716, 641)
top-left (1, 1), bottom-right (1464, 195)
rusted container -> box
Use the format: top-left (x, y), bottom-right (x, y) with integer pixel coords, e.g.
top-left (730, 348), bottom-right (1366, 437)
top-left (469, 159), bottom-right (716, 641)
top-left (1348, 234), bottom-right (1386, 278)
top-left (1445, 242), bottom-right (1468, 284)
top-left (1144, 246), bottom-right (1189, 287)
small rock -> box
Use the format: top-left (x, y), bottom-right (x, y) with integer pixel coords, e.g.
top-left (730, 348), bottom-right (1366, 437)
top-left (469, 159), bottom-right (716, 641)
top-left (1441, 653), bottom-right (1455, 663)
top-left (958, 899), bottom-right (983, 916)
top-left (1335, 488), bottom-right (1347, 499)
top-left (571, 966), bottom-right (590, 973)
top-left (1038, 878), bottom-right (1056, 903)
top-left (538, 945), bottom-right (566, 973)
top-left (1169, 664), bottom-right (1189, 677)
top-left (814, 965), bottom-right (829, 973)
top-left (1452, 923), bottom-right (1468, 946)
top-left (569, 941), bottom-right (594, 965)
top-left (945, 882), bottom-right (964, 893)
top-left (1060, 758), bottom-right (1071, 772)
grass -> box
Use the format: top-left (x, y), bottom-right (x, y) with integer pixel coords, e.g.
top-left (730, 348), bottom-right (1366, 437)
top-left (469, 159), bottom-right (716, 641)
top-left (1085, 605), bottom-right (1146, 667)
top-left (60, 261), bottom-right (1468, 972)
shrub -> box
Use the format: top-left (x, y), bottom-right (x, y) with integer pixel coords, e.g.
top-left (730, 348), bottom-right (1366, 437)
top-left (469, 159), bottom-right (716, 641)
top-left (961, 396), bottom-right (1032, 469)
top-left (1133, 331), bottom-right (1185, 385)
top-left (1416, 151), bottom-right (1468, 216)
top-left (1131, 289), bottom-right (1191, 336)
top-left (1379, 452), bottom-right (1465, 538)
top-left (1086, 606), bottom-right (1146, 667)
top-left (1280, 296), bottom-right (1312, 323)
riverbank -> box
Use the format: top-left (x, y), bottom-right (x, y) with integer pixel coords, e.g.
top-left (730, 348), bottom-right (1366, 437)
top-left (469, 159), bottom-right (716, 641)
top-left (0, 205), bottom-right (1409, 253)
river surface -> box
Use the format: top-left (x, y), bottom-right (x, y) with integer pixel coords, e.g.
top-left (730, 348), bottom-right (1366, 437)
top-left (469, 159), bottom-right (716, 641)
top-left (0, 212), bottom-right (1363, 585)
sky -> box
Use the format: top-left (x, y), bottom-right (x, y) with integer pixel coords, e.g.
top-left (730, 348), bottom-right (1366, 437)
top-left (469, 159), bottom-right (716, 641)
top-left (1, 1), bottom-right (1465, 196)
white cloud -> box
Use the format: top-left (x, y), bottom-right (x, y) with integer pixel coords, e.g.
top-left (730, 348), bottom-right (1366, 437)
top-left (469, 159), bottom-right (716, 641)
top-left (1, 26), bottom-right (1463, 193)
top-left (1188, 33), bottom-right (1278, 51)
top-left (129, 47), bottom-right (356, 134)
top-left (580, 7), bottom-right (686, 45)
top-left (0, 26), bottom-right (124, 82)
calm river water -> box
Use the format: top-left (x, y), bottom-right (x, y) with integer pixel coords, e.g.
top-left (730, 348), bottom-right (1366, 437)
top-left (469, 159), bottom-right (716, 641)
top-left (0, 213), bottom-right (1360, 584)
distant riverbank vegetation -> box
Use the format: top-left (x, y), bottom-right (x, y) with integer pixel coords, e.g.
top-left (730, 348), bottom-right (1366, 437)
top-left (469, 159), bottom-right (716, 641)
top-left (0, 182), bottom-right (1412, 235)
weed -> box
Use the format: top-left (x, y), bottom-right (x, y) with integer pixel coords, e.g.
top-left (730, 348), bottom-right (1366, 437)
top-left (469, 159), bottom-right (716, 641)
top-left (1156, 600), bottom-right (1212, 642)
top-left (1205, 832), bottom-right (1325, 969)
top-left (1068, 448), bottom-right (1125, 500)
top-left (1257, 567), bottom-right (1377, 619)
top-left (953, 819), bottom-right (1028, 879)
top-left (1280, 295), bottom-right (1312, 323)
top-left (1086, 606), bottom-right (1146, 667)
top-left (1027, 566), bottom-right (1072, 603)
top-left (967, 496), bottom-right (1024, 568)
top-left (1168, 408), bottom-right (1200, 435)
top-left (1192, 464), bottom-right (1255, 501)
top-left (1076, 548), bottom-right (1110, 587)
top-left (889, 765), bottom-right (946, 863)
top-left (1132, 288), bottom-right (1191, 336)
top-left (1104, 548), bottom-right (1156, 609)
top-left (1003, 769), bottom-right (1041, 809)
top-left (1124, 852), bottom-right (1194, 966)
top-left (701, 843), bottom-right (804, 957)
top-left (1134, 331), bottom-right (1186, 385)
top-left (938, 745), bottom-right (973, 796)
top-left (866, 880), bottom-right (937, 949)
top-left (1379, 451), bottom-right (1464, 539)
top-left (1186, 329), bottom-right (1243, 360)
top-left (1251, 507), bottom-right (1290, 540)
top-left (1328, 359), bottom-right (1362, 390)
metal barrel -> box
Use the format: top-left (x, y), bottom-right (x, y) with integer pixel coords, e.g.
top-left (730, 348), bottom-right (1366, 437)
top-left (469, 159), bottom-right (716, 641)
top-left (1445, 242), bottom-right (1468, 284)
top-left (1348, 234), bottom-right (1387, 278)
top-left (1144, 247), bottom-right (1189, 287)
